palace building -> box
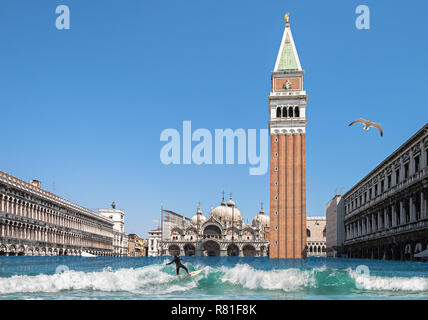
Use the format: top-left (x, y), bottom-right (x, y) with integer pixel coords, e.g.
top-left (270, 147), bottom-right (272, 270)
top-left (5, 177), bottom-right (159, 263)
top-left (306, 217), bottom-right (326, 257)
top-left (0, 171), bottom-right (121, 256)
top-left (269, 14), bottom-right (308, 258)
top-left (343, 124), bottom-right (428, 260)
top-left (161, 194), bottom-right (269, 257)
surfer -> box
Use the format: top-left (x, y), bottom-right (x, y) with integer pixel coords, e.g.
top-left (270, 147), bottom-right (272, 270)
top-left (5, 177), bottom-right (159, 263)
top-left (166, 254), bottom-right (190, 276)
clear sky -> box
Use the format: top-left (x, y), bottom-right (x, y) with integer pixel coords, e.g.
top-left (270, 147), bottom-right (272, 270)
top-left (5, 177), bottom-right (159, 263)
top-left (1, 0), bottom-right (427, 237)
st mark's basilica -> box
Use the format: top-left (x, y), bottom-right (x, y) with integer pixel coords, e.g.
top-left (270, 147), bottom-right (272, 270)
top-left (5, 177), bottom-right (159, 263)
top-left (161, 194), bottom-right (270, 257)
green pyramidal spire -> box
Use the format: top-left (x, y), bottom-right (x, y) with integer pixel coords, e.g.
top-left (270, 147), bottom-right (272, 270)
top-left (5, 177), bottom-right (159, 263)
top-left (274, 17), bottom-right (302, 72)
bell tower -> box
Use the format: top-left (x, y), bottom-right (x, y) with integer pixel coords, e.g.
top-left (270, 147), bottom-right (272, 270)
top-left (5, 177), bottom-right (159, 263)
top-left (269, 14), bottom-right (307, 259)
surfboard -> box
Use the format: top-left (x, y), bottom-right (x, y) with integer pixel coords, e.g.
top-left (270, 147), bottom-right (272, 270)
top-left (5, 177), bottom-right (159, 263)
top-left (181, 269), bottom-right (203, 279)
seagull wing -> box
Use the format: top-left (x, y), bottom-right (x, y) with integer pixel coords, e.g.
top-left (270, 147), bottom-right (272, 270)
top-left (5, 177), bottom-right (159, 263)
top-left (349, 118), bottom-right (367, 127)
top-left (371, 123), bottom-right (383, 137)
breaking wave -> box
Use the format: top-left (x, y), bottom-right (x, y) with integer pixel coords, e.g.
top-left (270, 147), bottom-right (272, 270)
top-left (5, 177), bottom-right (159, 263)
top-left (0, 262), bottom-right (427, 297)
top-left (0, 264), bottom-right (196, 295)
top-left (349, 269), bottom-right (428, 292)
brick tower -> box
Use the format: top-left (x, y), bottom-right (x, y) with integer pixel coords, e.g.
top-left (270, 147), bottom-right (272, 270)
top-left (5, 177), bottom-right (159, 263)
top-left (269, 14), bottom-right (307, 259)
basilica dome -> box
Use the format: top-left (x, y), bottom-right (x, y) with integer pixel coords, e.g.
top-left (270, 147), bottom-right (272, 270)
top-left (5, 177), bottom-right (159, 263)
top-left (191, 206), bottom-right (207, 225)
top-left (212, 195), bottom-right (242, 224)
top-left (252, 206), bottom-right (270, 227)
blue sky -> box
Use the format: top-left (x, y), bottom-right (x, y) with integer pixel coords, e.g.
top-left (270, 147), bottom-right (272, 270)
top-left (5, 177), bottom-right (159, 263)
top-left (0, 0), bottom-right (427, 237)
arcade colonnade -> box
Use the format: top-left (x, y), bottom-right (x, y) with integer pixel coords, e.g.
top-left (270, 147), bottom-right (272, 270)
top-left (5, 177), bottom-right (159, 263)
top-left (0, 171), bottom-right (115, 256)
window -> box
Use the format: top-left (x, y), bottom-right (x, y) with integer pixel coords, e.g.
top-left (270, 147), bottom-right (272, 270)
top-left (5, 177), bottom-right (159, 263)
top-left (275, 211), bottom-right (278, 215)
top-left (282, 107), bottom-right (288, 118)
top-left (275, 226), bottom-right (278, 230)
top-left (369, 189), bottom-right (372, 200)
top-left (404, 163), bottom-right (409, 179)
top-left (276, 107), bottom-right (281, 118)
top-left (395, 169), bottom-right (400, 184)
top-left (414, 155), bottom-right (420, 173)
top-left (275, 137), bottom-right (278, 142)
top-left (275, 152), bottom-right (278, 157)
top-left (275, 167), bottom-right (278, 171)
top-left (275, 241), bottom-right (278, 246)
top-left (387, 175), bottom-right (391, 189)
top-left (364, 192), bottom-right (367, 202)
top-left (274, 181), bottom-right (278, 186)
top-left (288, 107), bottom-right (294, 117)
top-left (275, 196), bottom-right (278, 200)
top-left (294, 107), bottom-right (300, 117)
top-left (380, 180), bottom-right (384, 193)
top-left (374, 184), bottom-right (378, 197)
top-left (307, 229), bottom-right (311, 237)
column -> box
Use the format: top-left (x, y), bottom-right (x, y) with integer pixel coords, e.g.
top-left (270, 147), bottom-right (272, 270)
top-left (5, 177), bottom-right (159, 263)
top-left (384, 208), bottom-right (389, 228)
top-left (410, 196), bottom-right (416, 222)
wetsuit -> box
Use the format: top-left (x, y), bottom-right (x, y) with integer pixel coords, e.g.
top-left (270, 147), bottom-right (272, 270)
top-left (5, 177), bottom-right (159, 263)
top-left (166, 256), bottom-right (189, 275)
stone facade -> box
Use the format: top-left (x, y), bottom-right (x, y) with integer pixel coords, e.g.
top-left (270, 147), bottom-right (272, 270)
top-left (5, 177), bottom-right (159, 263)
top-left (98, 208), bottom-right (128, 256)
top-left (148, 228), bottom-right (161, 257)
top-left (306, 217), bottom-right (326, 257)
top-left (269, 17), bottom-right (307, 258)
top-left (128, 233), bottom-right (146, 257)
top-left (326, 195), bottom-right (345, 257)
top-left (0, 171), bottom-right (115, 256)
top-left (343, 124), bottom-right (428, 260)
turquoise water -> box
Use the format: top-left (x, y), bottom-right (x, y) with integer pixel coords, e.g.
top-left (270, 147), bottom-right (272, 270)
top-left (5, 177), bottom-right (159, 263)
top-left (0, 256), bottom-right (427, 300)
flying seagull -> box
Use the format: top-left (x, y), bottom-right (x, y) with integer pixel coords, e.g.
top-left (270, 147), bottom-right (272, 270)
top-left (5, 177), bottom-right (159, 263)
top-left (349, 118), bottom-right (383, 137)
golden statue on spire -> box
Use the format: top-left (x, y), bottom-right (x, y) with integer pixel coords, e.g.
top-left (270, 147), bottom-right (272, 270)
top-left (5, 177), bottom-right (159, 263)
top-left (284, 13), bottom-right (290, 23)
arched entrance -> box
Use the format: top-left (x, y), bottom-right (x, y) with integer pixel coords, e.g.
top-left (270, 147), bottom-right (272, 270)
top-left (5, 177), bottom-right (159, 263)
top-left (203, 240), bottom-right (220, 256)
top-left (242, 244), bottom-right (255, 257)
top-left (168, 244), bottom-right (180, 256)
top-left (227, 244), bottom-right (239, 256)
top-left (203, 225), bottom-right (222, 239)
top-left (184, 244), bottom-right (195, 256)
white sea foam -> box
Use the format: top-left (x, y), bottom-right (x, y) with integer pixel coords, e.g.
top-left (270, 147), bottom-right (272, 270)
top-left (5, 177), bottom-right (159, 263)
top-left (220, 264), bottom-right (313, 292)
top-left (349, 270), bottom-right (428, 291)
top-left (0, 265), bottom-right (197, 294)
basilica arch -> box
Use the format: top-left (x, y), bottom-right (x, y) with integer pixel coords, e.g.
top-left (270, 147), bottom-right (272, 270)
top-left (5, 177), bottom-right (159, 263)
top-left (227, 244), bottom-right (239, 256)
top-left (203, 240), bottom-right (220, 256)
top-left (203, 225), bottom-right (222, 239)
top-left (168, 244), bottom-right (180, 256)
top-left (242, 244), bottom-right (256, 257)
top-left (184, 243), bottom-right (196, 256)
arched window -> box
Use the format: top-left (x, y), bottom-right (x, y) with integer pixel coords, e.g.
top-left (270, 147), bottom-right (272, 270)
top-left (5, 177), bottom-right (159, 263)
top-left (323, 228), bottom-right (326, 237)
top-left (306, 228), bottom-right (311, 237)
top-left (294, 107), bottom-right (300, 117)
top-left (276, 107), bottom-right (281, 118)
top-left (282, 107), bottom-right (287, 118)
top-left (288, 107), bottom-right (294, 117)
